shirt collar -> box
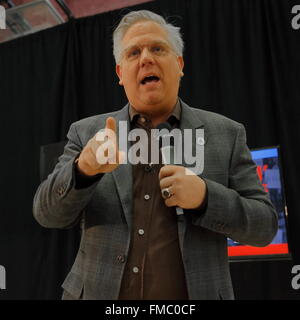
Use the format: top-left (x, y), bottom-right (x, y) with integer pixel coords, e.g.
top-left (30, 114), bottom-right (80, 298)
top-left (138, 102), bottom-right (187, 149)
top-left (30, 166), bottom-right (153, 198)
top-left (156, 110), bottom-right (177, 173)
top-left (128, 99), bottom-right (181, 125)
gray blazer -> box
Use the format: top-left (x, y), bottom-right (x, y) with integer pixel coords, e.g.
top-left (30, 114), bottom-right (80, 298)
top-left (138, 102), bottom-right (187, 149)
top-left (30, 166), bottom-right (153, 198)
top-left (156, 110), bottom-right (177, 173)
top-left (33, 100), bottom-right (278, 300)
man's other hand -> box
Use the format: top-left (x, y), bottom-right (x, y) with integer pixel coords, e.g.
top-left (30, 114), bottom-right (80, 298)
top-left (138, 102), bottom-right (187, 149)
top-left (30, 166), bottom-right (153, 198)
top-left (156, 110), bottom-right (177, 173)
top-left (159, 165), bottom-right (207, 209)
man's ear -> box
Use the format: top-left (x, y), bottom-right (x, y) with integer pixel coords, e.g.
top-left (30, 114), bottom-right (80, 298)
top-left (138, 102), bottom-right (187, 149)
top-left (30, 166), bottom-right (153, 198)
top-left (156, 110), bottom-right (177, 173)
top-left (116, 64), bottom-right (123, 86)
top-left (177, 56), bottom-right (184, 77)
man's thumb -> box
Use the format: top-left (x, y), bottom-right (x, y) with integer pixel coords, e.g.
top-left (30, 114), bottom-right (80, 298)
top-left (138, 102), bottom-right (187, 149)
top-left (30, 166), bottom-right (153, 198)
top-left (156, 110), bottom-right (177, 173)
top-left (105, 117), bottom-right (116, 133)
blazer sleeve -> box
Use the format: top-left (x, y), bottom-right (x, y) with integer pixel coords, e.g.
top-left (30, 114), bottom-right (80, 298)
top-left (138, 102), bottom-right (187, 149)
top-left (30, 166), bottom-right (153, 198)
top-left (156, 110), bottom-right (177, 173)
top-left (191, 124), bottom-right (278, 247)
top-left (32, 123), bottom-right (101, 229)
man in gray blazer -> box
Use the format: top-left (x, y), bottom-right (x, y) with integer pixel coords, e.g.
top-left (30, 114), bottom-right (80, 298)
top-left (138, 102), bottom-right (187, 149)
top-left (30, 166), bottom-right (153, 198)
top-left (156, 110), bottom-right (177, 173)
top-left (33, 10), bottom-right (278, 300)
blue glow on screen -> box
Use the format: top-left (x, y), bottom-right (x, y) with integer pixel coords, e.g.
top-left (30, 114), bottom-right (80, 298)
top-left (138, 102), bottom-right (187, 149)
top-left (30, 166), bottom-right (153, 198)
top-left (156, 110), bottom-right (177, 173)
top-left (228, 146), bottom-right (289, 255)
top-left (251, 148), bottom-right (278, 160)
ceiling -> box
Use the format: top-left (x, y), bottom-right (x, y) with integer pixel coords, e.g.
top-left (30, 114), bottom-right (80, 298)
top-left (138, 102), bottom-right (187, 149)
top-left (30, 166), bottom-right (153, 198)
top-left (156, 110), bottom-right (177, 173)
top-left (1, 0), bottom-right (153, 20)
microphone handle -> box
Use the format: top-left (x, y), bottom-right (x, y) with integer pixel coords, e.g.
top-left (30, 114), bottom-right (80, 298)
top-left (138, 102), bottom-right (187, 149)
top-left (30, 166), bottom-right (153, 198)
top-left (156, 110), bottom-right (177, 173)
top-left (176, 207), bottom-right (184, 216)
top-left (161, 146), bottom-right (184, 216)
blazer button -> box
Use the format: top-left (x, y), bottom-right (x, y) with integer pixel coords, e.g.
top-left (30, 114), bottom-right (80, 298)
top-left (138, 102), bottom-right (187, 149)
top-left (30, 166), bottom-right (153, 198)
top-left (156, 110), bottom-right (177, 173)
top-left (117, 255), bottom-right (126, 263)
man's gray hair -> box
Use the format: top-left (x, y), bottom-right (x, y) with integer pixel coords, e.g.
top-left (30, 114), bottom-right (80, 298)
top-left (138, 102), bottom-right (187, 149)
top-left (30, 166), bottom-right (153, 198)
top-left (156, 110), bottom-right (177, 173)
top-left (113, 10), bottom-right (184, 64)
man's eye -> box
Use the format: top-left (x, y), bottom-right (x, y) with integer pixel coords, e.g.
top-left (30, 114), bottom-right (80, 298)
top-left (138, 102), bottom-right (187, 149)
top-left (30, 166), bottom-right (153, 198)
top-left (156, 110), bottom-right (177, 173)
top-left (152, 46), bottom-right (163, 53)
top-left (128, 49), bottom-right (140, 57)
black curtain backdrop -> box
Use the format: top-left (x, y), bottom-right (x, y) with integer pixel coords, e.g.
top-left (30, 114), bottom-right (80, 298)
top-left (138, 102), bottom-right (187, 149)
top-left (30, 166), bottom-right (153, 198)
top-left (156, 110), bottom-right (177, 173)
top-left (0, 0), bottom-right (299, 299)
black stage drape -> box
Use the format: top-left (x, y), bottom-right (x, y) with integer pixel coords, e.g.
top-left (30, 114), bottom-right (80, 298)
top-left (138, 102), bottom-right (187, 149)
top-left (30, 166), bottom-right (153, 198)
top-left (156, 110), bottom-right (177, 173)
top-left (0, 0), bottom-right (299, 299)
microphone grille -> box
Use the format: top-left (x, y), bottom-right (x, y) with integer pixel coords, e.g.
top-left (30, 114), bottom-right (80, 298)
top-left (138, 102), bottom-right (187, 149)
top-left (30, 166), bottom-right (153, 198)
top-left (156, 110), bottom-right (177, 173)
top-left (155, 122), bottom-right (172, 131)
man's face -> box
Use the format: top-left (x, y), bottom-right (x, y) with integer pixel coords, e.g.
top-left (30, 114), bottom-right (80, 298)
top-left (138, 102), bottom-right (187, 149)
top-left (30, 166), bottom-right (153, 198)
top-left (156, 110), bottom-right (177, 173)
top-left (116, 20), bottom-right (184, 117)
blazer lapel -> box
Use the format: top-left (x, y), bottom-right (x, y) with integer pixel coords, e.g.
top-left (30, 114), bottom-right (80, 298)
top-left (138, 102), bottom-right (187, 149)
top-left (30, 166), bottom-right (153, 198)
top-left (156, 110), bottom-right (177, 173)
top-left (180, 100), bottom-right (205, 130)
top-left (179, 100), bottom-right (206, 172)
top-left (177, 100), bottom-right (206, 253)
top-left (112, 104), bottom-right (133, 229)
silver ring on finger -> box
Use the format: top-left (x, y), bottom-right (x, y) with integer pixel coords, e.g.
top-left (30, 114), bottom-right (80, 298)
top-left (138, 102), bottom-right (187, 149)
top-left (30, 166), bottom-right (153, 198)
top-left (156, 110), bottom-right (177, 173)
top-left (161, 187), bottom-right (173, 199)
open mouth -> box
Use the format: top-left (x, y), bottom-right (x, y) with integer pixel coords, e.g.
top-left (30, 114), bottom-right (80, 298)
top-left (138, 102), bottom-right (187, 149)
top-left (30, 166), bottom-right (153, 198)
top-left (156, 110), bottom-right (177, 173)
top-left (140, 75), bottom-right (160, 85)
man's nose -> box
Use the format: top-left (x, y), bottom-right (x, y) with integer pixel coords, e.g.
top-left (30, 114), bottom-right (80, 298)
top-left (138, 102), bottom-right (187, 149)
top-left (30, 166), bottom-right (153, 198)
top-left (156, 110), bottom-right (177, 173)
top-left (139, 48), bottom-right (154, 67)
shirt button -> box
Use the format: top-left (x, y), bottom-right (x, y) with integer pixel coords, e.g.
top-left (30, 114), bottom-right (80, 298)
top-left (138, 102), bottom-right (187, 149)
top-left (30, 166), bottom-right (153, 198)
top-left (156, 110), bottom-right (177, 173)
top-left (138, 229), bottom-right (145, 236)
top-left (133, 267), bottom-right (139, 274)
top-left (145, 163), bottom-right (153, 172)
top-left (144, 194), bottom-right (151, 200)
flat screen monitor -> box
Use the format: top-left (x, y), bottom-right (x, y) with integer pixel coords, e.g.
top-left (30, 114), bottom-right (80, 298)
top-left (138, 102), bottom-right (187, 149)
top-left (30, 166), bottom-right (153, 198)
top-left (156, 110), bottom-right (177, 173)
top-left (228, 146), bottom-right (290, 261)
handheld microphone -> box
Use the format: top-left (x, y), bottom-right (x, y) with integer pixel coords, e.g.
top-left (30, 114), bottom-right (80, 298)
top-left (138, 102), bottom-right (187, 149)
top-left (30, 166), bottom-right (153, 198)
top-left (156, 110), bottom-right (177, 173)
top-left (156, 122), bottom-right (184, 216)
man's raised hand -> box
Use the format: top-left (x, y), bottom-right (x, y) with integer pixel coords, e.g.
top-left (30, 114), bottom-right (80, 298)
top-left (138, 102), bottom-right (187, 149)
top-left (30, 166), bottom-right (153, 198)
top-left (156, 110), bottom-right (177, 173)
top-left (76, 117), bottom-right (124, 176)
